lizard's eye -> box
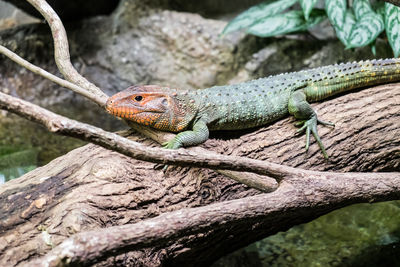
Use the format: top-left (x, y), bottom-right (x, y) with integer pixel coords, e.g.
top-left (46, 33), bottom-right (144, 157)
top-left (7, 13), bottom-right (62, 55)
top-left (134, 95), bottom-right (143, 101)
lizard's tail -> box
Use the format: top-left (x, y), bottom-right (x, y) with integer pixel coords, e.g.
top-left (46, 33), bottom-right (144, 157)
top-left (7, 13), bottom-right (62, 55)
top-left (304, 58), bottom-right (400, 102)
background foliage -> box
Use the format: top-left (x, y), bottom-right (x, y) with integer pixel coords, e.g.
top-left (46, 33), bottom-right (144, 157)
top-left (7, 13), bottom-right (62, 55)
top-left (223, 0), bottom-right (400, 57)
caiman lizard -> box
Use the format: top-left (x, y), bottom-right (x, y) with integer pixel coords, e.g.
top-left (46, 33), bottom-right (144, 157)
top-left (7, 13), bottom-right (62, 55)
top-left (106, 58), bottom-right (400, 158)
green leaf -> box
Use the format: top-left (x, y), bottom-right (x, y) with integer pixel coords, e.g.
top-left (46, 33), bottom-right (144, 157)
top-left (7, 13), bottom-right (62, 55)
top-left (347, 12), bottom-right (384, 48)
top-left (352, 0), bottom-right (374, 20)
top-left (222, 0), bottom-right (298, 34)
top-left (247, 9), bottom-right (326, 37)
top-left (370, 42), bottom-right (377, 56)
top-left (385, 3), bottom-right (400, 57)
top-left (334, 10), bottom-right (356, 46)
top-left (299, 0), bottom-right (318, 20)
top-left (325, 0), bottom-right (347, 29)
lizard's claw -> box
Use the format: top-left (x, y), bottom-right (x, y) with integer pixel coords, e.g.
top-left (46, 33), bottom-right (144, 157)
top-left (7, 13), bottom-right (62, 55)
top-left (162, 141), bottom-right (174, 149)
top-left (153, 163), bottom-right (170, 173)
top-left (162, 139), bottom-right (181, 149)
top-left (317, 119), bottom-right (335, 127)
top-left (295, 116), bottom-right (334, 159)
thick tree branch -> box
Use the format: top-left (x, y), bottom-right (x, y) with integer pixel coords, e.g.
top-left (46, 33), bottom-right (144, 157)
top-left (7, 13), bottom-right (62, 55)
top-left (23, 170), bottom-right (400, 267)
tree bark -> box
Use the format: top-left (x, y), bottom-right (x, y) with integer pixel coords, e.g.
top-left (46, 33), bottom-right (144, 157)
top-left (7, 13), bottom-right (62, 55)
top-left (0, 83), bottom-right (399, 266)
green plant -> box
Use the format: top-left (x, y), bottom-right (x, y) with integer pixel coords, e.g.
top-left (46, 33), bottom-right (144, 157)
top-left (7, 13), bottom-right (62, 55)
top-left (223, 0), bottom-right (400, 57)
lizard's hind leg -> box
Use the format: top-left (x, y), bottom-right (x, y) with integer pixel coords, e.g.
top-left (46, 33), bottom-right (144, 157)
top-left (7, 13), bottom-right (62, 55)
top-left (288, 90), bottom-right (334, 159)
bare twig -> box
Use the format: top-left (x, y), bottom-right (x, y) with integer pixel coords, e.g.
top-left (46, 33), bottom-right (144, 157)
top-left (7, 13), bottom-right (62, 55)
top-left (0, 45), bottom-right (105, 105)
top-left (23, 170), bottom-right (400, 267)
top-left (213, 169), bottom-right (278, 192)
top-left (25, 0), bottom-right (108, 106)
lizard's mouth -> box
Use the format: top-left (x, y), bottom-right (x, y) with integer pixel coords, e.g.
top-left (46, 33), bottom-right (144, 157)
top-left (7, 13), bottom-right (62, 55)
top-left (106, 106), bottom-right (164, 117)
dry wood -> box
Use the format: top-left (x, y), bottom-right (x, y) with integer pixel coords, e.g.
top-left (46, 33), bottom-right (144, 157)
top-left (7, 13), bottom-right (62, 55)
top-left (0, 83), bottom-right (399, 266)
top-left (22, 169), bottom-right (400, 267)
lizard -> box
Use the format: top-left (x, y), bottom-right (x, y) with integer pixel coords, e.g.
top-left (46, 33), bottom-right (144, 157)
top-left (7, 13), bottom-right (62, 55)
top-left (106, 58), bottom-right (400, 159)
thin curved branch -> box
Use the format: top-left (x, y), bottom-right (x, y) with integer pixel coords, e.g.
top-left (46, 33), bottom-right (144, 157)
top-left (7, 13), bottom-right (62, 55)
top-left (26, 0), bottom-right (108, 106)
top-left (22, 170), bottom-right (400, 267)
top-left (0, 45), bottom-right (104, 105)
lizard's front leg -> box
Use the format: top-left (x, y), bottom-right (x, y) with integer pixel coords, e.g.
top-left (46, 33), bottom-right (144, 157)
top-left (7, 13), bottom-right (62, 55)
top-left (288, 90), bottom-right (334, 159)
top-left (163, 119), bottom-right (209, 149)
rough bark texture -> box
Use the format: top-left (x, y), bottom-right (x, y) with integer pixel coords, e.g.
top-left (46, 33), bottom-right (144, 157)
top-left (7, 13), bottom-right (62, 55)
top-left (0, 83), bottom-right (399, 266)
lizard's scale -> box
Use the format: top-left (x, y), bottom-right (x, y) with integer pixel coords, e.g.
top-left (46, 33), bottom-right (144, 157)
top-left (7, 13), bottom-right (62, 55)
top-left (106, 58), bottom-right (400, 157)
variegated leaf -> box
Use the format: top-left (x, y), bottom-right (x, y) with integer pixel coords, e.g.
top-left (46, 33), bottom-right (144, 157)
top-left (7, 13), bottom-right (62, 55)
top-left (222, 0), bottom-right (298, 34)
top-left (385, 2), bottom-right (400, 57)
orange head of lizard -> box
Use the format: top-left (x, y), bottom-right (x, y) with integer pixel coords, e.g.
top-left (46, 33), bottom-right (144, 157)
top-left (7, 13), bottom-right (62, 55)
top-left (106, 85), bottom-right (195, 132)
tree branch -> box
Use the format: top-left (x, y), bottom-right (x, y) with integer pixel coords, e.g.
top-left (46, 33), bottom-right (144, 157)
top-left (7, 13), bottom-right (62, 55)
top-left (0, 0), bottom-right (176, 147)
top-left (25, 0), bottom-right (108, 105)
top-left (0, 45), bottom-right (105, 105)
top-left (22, 170), bottom-right (400, 267)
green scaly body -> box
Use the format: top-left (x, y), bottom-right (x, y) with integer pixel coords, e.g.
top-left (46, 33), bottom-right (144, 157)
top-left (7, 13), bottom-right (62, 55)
top-left (106, 58), bottom-right (400, 158)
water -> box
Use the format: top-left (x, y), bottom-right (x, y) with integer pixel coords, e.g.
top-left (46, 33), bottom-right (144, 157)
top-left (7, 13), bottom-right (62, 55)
top-left (0, 165), bottom-right (36, 183)
top-left (0, 145), bottom-right (38, 184)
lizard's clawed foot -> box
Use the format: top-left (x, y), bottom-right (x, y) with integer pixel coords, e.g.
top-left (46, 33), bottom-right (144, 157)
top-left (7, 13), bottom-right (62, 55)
top-left (295, 116), bottom-right (334, 159)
